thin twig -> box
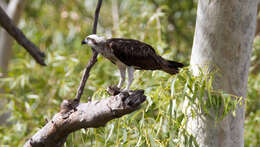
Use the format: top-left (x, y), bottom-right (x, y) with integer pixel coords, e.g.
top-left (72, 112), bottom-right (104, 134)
top-left (75, 52), bottom-right (98, 100)
top-left (92, 0), bottom-right (103, 34)
top-left (75, 0), bottom-right (103, 101)
top-left (0, 6), bottom-right (46, 66)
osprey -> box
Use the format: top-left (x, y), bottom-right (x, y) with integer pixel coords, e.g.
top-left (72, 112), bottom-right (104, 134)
top-left (82, 34), bottom-right (184, 90)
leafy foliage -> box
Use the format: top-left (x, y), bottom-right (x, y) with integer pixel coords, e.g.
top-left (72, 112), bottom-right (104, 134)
top-left (0, 0), bottom-right (259, 146)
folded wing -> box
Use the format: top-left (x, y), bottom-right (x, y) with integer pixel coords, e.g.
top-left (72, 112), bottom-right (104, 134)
top-left (106, 38), bottom-right (162, 70)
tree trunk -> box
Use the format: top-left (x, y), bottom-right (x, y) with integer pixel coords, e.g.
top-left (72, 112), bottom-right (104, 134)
top-left (188, 0), bottom-right (258, 146)
top-left (254, 3), bottom-right (260, 36)
top-left (112, 0), bottom-right (119, 32)
top-left (0, 0), bottom-right (26, 125)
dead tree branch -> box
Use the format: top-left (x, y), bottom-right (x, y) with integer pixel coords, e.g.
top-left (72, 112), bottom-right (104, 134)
top-left (0, 6), bottom-right (46, 66)
top-left (0, 0), bottom-right (27, 76)
top-left (24, 90), bottom-right (146, 147)
top-left (75, 0), bottom-right (102, 102)
top-left (23, 1), bottom-right (147, 146)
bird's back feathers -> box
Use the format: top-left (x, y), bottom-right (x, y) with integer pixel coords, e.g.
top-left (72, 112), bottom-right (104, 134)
top-left (106, 38), bottom-right (183, 74)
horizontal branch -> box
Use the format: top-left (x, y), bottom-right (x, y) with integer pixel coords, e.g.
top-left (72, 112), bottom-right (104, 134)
top-left (24, 90), bottom-right (146, 147)
top-left (0, 6), bottom-right (46, 66)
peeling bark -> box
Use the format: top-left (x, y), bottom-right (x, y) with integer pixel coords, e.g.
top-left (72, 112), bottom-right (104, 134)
top-left (187, 0), bottom-right (258, 146)
top-left (24, 90), bottom-right (146, 147)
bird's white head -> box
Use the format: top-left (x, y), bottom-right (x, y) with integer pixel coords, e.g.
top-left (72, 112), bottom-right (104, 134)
top-left (81, 34), bottom-right (106, 48)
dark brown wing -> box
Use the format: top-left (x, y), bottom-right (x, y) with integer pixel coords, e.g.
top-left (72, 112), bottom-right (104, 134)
top-left (106, 38), bottom-right (162, 70)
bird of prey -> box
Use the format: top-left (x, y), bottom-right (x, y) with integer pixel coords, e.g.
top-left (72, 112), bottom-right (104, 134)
top-left (81, 34), bottom-right (184, 90)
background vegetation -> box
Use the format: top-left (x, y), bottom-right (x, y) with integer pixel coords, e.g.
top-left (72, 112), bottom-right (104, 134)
top-left (0, 0), bottom-right (259, 146)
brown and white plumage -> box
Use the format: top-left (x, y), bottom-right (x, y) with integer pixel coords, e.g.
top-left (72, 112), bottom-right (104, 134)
top-left (82, 34), bottom-right (184, 90)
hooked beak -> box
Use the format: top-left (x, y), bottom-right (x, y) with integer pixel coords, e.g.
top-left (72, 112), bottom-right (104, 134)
top-left (81, 39), bottom-right (88, 45)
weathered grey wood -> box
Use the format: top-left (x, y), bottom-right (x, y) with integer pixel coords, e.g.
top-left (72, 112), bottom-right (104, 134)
top-left (187, 0), bottom-right (258, 146)
top-left (24, 90), bottom-right (146, 147)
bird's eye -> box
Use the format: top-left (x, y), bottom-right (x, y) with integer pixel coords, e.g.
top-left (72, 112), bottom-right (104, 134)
top-left (90, 38), bottom-right (97, 44)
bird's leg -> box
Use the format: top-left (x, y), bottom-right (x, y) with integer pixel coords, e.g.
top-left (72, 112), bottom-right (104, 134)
top-left (117, 66), bottom-right (126, 88)
top-left (126, 66), bottom-right (135, 90)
